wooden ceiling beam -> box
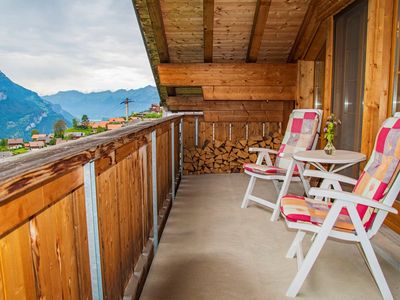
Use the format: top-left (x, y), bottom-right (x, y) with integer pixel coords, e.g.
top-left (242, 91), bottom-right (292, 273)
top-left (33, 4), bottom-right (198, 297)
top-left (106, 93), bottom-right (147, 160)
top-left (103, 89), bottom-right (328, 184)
top-left (203, 0), bottom-right (214, 63)
top-left (158, 63), bottom-right (298, 86)
top-left (146, 0), bottom-right (175, 96)
top-left (166, 96), bottom-right (287, 112)
top-left (247, 0), bottom-right (271, 63)
top-left (146, 0), bottom-right (169, 63)
top-left (288, 0), bottom-right (356, 62)
top-left (202, 86), bottom-right (296, 101)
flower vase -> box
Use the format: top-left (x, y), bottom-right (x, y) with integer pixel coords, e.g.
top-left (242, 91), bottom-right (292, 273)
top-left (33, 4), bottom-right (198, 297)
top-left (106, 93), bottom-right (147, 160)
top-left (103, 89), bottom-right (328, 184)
top-left (324, 141), bottom-right (336, 155)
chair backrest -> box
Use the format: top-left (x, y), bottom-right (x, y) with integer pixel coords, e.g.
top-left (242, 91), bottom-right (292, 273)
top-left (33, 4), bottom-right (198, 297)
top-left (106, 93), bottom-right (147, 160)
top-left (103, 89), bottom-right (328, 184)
top-left (353, 114), bottom-right (400, 231)
top-left (275, 109), bottom-right (322, 169)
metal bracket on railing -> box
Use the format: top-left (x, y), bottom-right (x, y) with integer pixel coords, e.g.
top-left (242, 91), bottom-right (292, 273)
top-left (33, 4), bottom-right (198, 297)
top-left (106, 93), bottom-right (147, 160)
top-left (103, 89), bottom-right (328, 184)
top-left (195, 116), bottom-right (199, 147)
top-left (83, 161), bottom-right (104, 300)
top-left (262, 122), bottom-right (265, 137)
top-left (151, 130), bottom-right (159, 251)
top-left (171, 123), bottom-right (175, 202)
top-left (212, 123), bottom-right (215, 142)
top-left (229, 123), bottom-right (232, 141)
top-left (245, 124), bottom-right (249, 140)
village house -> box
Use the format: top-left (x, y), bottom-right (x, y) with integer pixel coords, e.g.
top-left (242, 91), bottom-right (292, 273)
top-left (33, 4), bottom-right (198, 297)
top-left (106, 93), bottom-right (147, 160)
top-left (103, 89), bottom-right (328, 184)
top-left (28, 141), bottom-right (45, 150)
top-left (150, 103), bottom-right (161, 113)
top-left (90, 121), bottom-right (109, 129)
top-left (64, 132), bottom-right (85, 139)
top-left (107, 123), bottom-right (124, 130)
top-left (108, 117), bottom-right (125, 123)
top-left (7, 138), bottom-right (24, 149)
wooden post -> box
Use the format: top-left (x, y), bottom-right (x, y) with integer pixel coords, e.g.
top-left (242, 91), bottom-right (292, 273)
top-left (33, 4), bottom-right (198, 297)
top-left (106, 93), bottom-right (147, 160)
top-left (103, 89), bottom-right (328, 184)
top-left (151, 130), bottom-right (158, 251)
top-left (361, 0), bottom-right (394, 157)
top-left (83, 161), bottom-right (104, 300)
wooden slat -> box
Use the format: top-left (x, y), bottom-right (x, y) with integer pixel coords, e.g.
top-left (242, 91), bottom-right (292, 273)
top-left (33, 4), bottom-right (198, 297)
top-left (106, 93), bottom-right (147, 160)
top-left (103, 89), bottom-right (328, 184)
top-left (289, 0), bottom-right (355, 61)
top-left (204, 0), bottom-right (214, 62)
top-left (71, 186), bottom-right (92, 299)
top-left (96, 165), bottom-right (122, 298)
top-left (204, 110), bottom-right (284, 122)
top-left (0, 223), bottom-right (36, 299)
top-left (361, 0), bottom-right (394, 157)
top-left (247, 0), bottom-right (271, 62)
top-left (158, 63), bottom-right (298, 86)
top-left (30, 194), bottom-right (80, 299)
top-left (202, 85), bottom-right (296, 100)
top-left (296, 60), bottom-right (315, 108)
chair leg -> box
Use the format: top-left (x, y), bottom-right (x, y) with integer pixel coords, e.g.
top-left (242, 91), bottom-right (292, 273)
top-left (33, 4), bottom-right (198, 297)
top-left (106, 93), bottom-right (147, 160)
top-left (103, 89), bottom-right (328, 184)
top-left (286, 230), bottom-right (306, 259)
top-left (272, 180), bottom-right (280, 194)
top-left (286, 204), bottom-right (341, 298)
top-left (347, 206), bottom-right (393, 300)
top-left (241, 175), bottom-right (256, 208)
top-left (271, 160), bottom-right (296, 222)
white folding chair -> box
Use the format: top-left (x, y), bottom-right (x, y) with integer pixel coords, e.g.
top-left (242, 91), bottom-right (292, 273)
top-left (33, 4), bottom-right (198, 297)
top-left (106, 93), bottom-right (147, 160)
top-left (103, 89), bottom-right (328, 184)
top-left (280, 114), bottom-right (400, 299)
top-left (241, 109), bottom-right (323, 221)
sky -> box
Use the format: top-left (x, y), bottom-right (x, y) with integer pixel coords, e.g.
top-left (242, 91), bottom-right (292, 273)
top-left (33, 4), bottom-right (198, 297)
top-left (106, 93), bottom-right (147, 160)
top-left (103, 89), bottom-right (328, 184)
top-left (0, 0), bottom-right (155, 95)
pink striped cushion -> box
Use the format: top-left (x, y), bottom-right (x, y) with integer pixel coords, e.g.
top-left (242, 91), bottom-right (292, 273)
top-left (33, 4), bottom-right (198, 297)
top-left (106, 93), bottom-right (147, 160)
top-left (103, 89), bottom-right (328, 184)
top-left (243, 163), bottom-right (300, 176)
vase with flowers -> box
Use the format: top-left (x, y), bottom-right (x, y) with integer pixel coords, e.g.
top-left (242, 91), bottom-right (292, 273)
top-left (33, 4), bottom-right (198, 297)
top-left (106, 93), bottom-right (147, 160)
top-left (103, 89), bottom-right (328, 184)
top-left (323, 114), bottom-right (341, 155)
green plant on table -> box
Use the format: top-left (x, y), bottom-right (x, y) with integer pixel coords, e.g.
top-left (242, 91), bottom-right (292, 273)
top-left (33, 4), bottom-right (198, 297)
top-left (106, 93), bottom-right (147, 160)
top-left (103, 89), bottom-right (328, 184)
top-left (323, 114), bottom-right (341, 155)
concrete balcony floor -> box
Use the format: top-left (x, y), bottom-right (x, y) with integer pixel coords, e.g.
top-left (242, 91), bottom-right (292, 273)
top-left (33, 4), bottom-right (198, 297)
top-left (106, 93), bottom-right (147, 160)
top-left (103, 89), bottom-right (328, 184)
top-left (140, 174), bottom-right (400, 300)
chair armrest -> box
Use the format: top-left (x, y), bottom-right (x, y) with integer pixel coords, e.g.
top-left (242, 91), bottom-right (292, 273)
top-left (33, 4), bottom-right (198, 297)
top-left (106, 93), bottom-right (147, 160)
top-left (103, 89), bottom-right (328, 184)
top-left (309, 188), bottom-right (398, 214)
top-left (303, 170), bottom-right (358, 185)
top-left (248, 147), bottom-right (278, 155)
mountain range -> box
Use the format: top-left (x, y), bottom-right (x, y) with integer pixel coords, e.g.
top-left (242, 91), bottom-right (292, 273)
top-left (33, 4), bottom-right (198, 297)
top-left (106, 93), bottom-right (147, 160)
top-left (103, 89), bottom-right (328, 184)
top-left (43, 86), bottom-right (160, 120)
top-left (0, 71), bottom-right (160, 140)
top-left (0, 71), bottom-right (73, 140)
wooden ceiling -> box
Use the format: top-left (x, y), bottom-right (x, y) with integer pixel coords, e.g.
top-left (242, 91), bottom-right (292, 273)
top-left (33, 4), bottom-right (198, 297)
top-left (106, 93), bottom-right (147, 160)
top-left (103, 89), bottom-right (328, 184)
top-left (134, 0), bottom-right (355, 105)
top-left (157, 0), bottom-right (311, 63)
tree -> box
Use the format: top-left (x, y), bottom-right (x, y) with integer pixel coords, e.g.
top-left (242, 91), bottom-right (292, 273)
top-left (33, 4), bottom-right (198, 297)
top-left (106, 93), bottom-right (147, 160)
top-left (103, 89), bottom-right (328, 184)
top-left (53, 119), bottom-right (67, 138)
top-left (0, 139), bottom-right (7, 147)
top-left (72, 118), bottom-right (79, 128)
top-left (31, 129), bottom-right (39, 135)
top-left (81, 115), bottom-right (89, 128)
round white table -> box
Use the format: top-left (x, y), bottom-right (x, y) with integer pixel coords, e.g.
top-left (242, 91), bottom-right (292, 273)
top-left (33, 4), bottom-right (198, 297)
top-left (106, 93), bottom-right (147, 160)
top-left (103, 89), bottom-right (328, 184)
top-left (293, 150), bottom-right (366, 173)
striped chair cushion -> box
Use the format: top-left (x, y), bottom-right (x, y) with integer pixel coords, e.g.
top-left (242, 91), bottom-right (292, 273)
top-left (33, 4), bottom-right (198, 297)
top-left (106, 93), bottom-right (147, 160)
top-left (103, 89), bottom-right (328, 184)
top-left (276, 111), bottom-right (320, 170)
top-left (280, 194), bottom-right (355, 231)
top-left (351, 116), bottom-right (400, 228)
top-left (243, 163), bottom-right (300, 176)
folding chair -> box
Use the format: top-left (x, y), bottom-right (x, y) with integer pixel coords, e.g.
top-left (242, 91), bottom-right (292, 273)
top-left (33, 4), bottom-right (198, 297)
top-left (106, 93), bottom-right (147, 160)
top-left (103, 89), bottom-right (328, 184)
top-left (280, 113), bottom-right (400, 299)
top-left (241, 109), bottom-right (323, 221)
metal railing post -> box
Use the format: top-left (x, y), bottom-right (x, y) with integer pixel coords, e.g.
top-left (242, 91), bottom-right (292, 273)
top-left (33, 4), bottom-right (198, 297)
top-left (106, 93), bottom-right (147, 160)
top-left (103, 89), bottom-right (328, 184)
top-left (180, 118), bottom-right (184, 176)
top-left (151, 130), bottom-right (158, 251)
top-left (171, 123), bottom-right (175, 201)
top-left (195, 116), bottom-right (199, 147)
top-left (83, 161), bottom-right (104, 300)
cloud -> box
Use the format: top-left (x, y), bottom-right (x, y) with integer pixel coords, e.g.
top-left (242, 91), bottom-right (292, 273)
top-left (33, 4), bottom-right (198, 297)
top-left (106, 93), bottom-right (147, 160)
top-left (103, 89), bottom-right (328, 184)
top-left (0, 0), bottom-right (155, 95)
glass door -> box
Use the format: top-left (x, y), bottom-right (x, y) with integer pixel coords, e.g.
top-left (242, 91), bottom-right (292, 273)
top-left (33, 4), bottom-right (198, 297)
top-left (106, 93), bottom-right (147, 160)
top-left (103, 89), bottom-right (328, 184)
top-left (332, 0), bottom-right (368, 178)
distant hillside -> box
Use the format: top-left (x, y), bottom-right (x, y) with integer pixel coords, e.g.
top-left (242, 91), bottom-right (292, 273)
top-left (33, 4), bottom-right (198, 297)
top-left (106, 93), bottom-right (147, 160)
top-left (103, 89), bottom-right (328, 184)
top-left (0, 71), bottom-right (72, 140)
top-left (43, 86), bottom-right (160, 120)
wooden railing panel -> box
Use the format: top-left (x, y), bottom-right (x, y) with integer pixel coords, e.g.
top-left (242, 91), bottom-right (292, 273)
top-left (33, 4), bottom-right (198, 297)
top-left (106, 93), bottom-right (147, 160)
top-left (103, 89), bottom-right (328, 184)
top-left (0, 115), bottom-right (183, 299)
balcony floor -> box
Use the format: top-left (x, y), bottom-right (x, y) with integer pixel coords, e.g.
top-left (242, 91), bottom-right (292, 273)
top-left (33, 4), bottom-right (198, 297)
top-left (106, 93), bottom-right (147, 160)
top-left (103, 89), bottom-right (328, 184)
top-left (140, 174), bottom-right (400, 300)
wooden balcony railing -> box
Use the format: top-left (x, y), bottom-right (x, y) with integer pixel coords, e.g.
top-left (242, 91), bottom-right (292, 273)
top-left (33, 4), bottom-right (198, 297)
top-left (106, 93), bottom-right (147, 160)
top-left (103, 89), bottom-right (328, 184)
top-left (0, 115), bottom-right (182, 299)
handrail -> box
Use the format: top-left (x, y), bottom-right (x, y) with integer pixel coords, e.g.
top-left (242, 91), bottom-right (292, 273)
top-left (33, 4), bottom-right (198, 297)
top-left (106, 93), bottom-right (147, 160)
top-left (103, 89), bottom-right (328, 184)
top-left (0, 115), bottom-right (182, 202)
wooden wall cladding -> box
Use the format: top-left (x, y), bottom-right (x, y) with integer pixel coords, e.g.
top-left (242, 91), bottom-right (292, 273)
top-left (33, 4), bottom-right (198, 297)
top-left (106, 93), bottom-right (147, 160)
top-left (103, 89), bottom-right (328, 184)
top-left (0, 116), bottom-right (182, 299)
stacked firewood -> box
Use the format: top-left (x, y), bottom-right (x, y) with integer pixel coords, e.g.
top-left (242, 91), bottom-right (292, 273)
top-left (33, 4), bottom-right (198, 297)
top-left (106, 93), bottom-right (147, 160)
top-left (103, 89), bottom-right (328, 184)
top-left (183, 132), bottom-right (283, 175)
